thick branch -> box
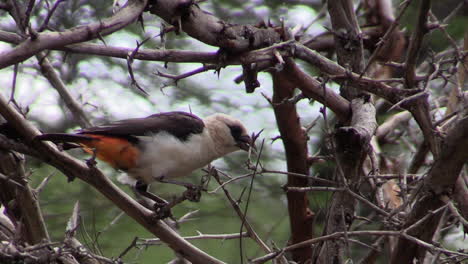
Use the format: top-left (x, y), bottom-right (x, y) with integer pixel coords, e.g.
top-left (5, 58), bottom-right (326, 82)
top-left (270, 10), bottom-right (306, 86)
top-left (271, 66), bottom-right (314, 263)
top-left (317, 2), bottom-right (375, 262)
top-left (294, 44), bottom-right (419, 104)
top-left (0, 150), bottom-right (50, 244)
top-left (146, 0), bottom-right (281, 52)
top-left (37, 53), bottom-right (91, 128)
top-left (328, 0), bottom-right (364, 99)
top-left (404, 0), bottom-right (431, 88)
top-left (391, 115), bottom-right (468, 263)
top-left (280, 60), bottom-right (351, 123)
top-left (0, 0), bottom-right (148, 69)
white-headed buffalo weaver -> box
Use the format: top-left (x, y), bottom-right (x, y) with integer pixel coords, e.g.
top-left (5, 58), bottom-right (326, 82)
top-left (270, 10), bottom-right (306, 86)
top-left (36, 111), bottom-right (253, 217)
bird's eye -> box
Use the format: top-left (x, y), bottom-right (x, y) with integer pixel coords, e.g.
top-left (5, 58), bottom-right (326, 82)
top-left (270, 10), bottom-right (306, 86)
top-left (228, 125), bottom-right (243, 141)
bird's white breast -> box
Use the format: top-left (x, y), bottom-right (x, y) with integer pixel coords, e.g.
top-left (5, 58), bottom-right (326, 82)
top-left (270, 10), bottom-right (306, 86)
top-left (128, 130), bottom-right (217, 183)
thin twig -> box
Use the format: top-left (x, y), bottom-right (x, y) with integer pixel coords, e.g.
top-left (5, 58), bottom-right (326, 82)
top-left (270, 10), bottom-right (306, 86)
top-left (140, 232), bottom-right (249, 245)
top-left (209, 166), bottom-right (272, 255)
top-left (360, 0), bottom-right (413, 78)
top-left (38, 0), bottom-right (65, 32)
top-left (155, 64), bottom-right (218, 85)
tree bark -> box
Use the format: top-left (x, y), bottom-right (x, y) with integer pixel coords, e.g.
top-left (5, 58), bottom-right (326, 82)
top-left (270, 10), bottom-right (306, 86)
top-left (271, 65), bottom-right (314, 263)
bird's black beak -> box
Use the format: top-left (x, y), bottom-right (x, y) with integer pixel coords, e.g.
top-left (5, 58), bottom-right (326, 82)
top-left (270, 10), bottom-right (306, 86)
top-left (236, 135), bottom-right (256, 152)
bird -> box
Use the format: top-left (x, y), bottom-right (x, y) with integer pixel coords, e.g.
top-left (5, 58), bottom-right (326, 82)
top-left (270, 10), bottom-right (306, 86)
top-left (36, 111), bottom-right (254, 212)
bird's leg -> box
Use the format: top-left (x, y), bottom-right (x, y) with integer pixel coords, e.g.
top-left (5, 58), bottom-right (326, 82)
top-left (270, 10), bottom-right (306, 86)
top-left (155, 175), bottom-right (197, 189)
top-left (85, 148), bottom-right (98, 167)
top-left (155, 176), bottom-right (205, 202)
top-left (134, 181), bottom-right (172, 219)
top-left (135, 181), bottom-right (168, 205)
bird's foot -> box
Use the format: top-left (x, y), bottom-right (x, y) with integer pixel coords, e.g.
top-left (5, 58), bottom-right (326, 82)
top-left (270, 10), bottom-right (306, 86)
top-left (152, 201), bottom-right (173, 219)
top-left (183, 185), bottom-right (203, 202)
top-left (86, 158), bottom-right (97, 167)
top-left (155, 176), bottom-right (200, 190)
top-left (85, 149), bottom-right (98, 167)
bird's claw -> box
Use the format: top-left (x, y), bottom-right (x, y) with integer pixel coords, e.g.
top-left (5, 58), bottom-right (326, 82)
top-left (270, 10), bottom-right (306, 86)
top-left (153, 202), bottom-right (173, 219)
top-left (86, 157), bottom-right (97, 167)
top-left (183, 186), bottom-right (202, 202)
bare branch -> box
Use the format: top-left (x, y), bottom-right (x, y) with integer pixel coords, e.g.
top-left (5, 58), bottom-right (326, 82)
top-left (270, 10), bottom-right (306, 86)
top-left (403, 0), bottom-right (431, 88)
top-left (391, 115), bottom-right (468, 263)
top-left (37, 53), bottom-right (92, 128)
top-left (0, 0), bottom-right (148, 69)
top-left (140, 232), bottom-right (249, 245)
top-left (146, 0), bottom-right (281, 53)
top-left (209, 167), bottom-right (272, 256)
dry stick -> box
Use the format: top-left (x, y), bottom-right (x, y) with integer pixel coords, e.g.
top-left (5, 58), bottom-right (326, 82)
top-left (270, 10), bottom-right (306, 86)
top-left (0, 149), bottom-right (50, 244)
top-left (208, 172), bottom-right (254, 194)
top-left (9, 64), bottom-right (18, 103)
top-left (293, 43), bottom-right (419, 104)
top-left (403, 0), bottom-right (431, 88)
top-left (386, 91), bottom-right (428, 112)
top-left (35, 171), bottom-right (55, 194)
top-left (127, 39), bottom-right (151, 96)
top-left (210, 167), bottom-right (272, 255)
top-left (0, 29), bottom-right (220, 63)
top-left (0, 171), bottom-right (25, 188)
top-left (403, 204), bottom-right (448, 234)
top-left (37, 53), bottom-right (92, 128)
top-left (443, 197), bottom-right (468, 228)
top-left (360, 0), bottom-right (413, 78)
top-left (38, 0), bottom-right (65, 32)
top-left (287, 186), bottom-right (390, 218)
top-left (239, 141), bottom-right (265, 264)
top-left (0, 134), bottom-right (40, 157)
top-left (375, 111), bottom-right (412, 140)
top-left (287, 186), bottom-right (345, 192)
top-left (429, 11), bottom-right (465, 68)
top-left (155, 64), bottom-right (218, 84)
top-left (140, 232), bottom-right (249, 245)
top-left (400, 0), bottom-right (439, 159)
top-left (391, 116), bottom-right (468, 263)
top-left (0, 0), bottom-right (148, 69)
top-left (117, 237), bottom-right (138, 259)
top-left (209, 169), bottom-right (338, 194)
top-left (23, 0), bottom-right (35, 29)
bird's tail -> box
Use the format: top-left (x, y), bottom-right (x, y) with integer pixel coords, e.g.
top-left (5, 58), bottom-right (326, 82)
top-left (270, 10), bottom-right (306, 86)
top-left (36, 133), bottom-right (95, 143)
top-left (35, 133), bottom-right (96, 150)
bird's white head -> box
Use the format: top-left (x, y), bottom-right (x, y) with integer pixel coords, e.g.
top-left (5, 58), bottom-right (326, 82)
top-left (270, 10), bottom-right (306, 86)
top-left (204, 113), bottom-right (253, 156)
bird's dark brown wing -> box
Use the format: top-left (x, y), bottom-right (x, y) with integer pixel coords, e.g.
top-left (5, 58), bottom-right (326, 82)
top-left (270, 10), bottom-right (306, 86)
top-left (77, 111), bottom-right (205, 142)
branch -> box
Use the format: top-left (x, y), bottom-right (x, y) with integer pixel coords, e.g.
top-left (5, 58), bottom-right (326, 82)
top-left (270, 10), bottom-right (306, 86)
top-left (294, 43), bottom-right (420, 104)
top-left (146, 0), bottom-right (281, 53)
top-left (37, 53), bottom-right (92, 128)
top-left (0, 149), bottom-right (50, 244)
top-left (376, 110), bottom-right (412, 141)
top-left (209, 167), bottom-right (273, 256)
top-left (453, 175), bottom-right (468, 231)
top-left (140, 232), bottom-right (249, 245)
top-left (271, 63), bottom-right (314, 263)
top-left (279, 60), bottom-right (351, 123)
top-left (403, 0), bottom-right (431, 88)
top-left (0, 0), bottom-right (148, 69)
top-left (391, 115), bottom-right (468, 263)
top-left (360, 0), bottom-right (410, 77)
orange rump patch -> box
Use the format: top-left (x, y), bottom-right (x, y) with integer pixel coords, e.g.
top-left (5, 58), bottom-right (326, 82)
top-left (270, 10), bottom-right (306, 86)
top-left (79, 135), bottom-right (139, 170)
